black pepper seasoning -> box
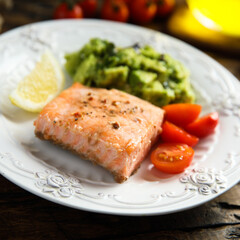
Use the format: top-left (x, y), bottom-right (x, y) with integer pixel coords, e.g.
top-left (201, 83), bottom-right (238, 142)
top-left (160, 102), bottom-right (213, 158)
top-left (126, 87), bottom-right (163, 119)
top-left (112, 122), bottom-right (120, 129)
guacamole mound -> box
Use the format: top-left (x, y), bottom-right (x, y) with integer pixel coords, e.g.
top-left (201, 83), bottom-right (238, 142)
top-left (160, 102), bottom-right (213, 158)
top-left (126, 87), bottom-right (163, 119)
top-left (65, 38), bottom-right (195, 107)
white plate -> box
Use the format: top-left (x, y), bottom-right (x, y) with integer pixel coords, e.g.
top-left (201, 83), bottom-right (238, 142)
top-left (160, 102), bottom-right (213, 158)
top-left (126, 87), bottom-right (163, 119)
top-left (0, 20), bottom-right (240, 216)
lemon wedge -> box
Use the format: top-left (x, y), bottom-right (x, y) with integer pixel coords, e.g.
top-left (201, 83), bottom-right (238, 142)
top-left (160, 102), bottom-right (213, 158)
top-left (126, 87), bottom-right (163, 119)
top-left (9, 51), bottom-right (65, 112)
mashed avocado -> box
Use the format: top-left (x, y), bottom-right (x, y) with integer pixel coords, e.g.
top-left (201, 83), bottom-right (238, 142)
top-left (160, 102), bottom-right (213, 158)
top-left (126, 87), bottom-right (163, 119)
top-left (65, 38), bottom-right (195, 107)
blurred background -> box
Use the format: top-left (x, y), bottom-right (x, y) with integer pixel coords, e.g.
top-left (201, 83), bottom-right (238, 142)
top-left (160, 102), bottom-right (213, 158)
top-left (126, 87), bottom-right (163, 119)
top-left (0, 0), bottom-right (239, 79)
top-left (0, 2), bottom-right (240, 239)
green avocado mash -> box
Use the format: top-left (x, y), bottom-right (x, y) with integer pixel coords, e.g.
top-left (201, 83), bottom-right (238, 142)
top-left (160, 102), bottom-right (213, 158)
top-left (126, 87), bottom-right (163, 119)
top-left (65, 38), bottom-right (195, 107)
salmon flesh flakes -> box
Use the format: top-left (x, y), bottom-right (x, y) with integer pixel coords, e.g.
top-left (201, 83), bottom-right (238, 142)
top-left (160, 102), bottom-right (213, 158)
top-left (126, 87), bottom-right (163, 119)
top-left (34, 83), bottom-right (164, 183)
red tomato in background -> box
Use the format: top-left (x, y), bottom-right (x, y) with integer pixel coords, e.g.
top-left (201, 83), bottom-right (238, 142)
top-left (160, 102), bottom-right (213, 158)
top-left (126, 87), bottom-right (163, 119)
top-left (130, 0), bottom-right (157, 24)
top-left (101, 0), bottom-right (129, 22)
top-left (155, 0), bottom-right (175, 17)
top-left (151, 143), bottom-right (194, 174)
top-left (78, 0), bottom-right (97, 18)
top-left (162, 103), bottom-right (202, 128)
top-left (161, 121), bottom-right (199, 147)
top-left (121, 0), bottom-right (131, 5)
top-left (53, 3), bottom-right (83, 19)
top-left (186, 112), bottom-right (219, 138)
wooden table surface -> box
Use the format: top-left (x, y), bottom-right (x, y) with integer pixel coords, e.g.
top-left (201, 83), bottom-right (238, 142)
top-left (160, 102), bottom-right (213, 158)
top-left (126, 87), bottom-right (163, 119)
top-left (0, 1), bottom-right (240, 239)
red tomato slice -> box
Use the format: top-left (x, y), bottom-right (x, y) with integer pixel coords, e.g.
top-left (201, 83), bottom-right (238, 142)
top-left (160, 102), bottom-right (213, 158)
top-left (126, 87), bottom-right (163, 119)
top-left (161, 121), bottom-right (199, 146)
top-left (186, 112), bottom-right (219, 138)
top-left (162, 103), bottom-right (202, 128)
top-left (151, 143), bottom-right (194, 174)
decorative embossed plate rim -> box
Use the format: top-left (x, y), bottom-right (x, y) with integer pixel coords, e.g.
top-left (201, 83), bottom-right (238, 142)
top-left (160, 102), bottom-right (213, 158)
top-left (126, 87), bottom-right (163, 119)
top-left (0, 20), bottom-right (240, 216)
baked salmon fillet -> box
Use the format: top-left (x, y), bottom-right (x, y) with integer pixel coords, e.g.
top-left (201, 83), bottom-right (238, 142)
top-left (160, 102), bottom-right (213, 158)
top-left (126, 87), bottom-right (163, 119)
top-left (34, 83), bottom-right (164, 183)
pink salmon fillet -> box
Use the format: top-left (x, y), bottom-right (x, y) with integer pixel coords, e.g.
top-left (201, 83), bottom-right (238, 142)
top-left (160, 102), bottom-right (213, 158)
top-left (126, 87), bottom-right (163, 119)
top-left (34, 83), bottom-right (164, 183)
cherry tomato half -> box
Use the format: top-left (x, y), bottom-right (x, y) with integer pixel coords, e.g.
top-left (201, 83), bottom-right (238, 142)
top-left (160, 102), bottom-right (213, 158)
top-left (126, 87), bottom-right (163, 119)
top-left (78, 0), bottom-right (97, 18)
top-left (162, 103), bottom-right (202, 128)
top-left (186, 112), bottom-right (219, 138)
top-left (151, 143), bottom-right (194, 174)
top-left (161, 121), bottom-right (199, 147)
top-left (53, 3), bottom-right (83, 19)
top-left (130, 0), bottom-right (157, 24)
top-left (101, 0), bottom-right (129, 22)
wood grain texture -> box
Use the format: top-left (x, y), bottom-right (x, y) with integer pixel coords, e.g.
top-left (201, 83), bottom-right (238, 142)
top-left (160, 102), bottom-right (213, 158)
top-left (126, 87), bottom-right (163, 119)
top-left (0, 1), bottom-right (240, 239)
top-left (0, 175), bottom-right (239, 240)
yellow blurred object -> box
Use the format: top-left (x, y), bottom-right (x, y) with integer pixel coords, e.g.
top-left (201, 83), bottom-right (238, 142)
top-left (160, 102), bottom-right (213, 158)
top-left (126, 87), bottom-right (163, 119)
top-left (167, 6), bottom-right (240, 54)
top-left (187, 0), bottom-right (240, 38)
